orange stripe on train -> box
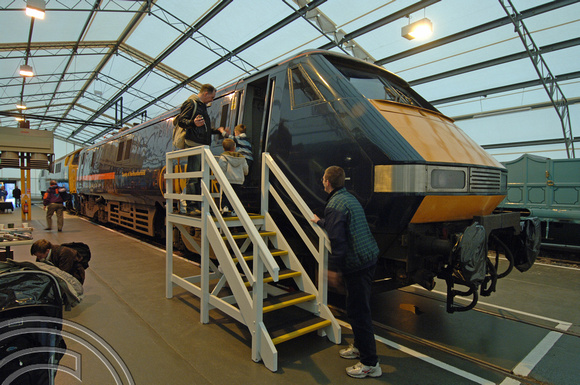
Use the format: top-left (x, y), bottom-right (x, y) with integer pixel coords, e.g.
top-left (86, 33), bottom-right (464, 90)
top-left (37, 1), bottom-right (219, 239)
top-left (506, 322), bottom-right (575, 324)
top-left (78, 172), bottom-right (115, 181)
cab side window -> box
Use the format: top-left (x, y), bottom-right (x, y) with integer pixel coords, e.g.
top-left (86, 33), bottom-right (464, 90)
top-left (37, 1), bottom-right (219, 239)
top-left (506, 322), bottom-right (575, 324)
top-left (289, 66), bottom-right (322, 108)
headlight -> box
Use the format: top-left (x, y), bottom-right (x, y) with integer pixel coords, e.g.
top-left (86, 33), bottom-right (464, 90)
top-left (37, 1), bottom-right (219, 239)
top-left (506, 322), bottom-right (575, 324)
top-left (375, 164), bottom-right (467, 193)
top-left (430, 169), bottom-right (466, 190)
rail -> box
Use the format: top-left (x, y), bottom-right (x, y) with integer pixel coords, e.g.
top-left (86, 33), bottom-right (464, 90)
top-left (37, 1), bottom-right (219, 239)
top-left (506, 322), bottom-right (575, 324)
top-left (164, 145), bottom-right (280, 282)
top-left (261, 153), bottom-right (333, 309)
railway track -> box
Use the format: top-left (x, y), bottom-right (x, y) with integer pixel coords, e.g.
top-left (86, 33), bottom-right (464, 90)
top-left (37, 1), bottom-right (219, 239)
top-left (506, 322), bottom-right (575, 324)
top-left (537, 251), bottom-right (580, 268)
top-left (97, 216), bottom-right (577, 384)
top-left (398, 288), bottom-right (579, 338)
top-left (331, 295), bottom-right (570, 385)
top-left (368, 318), bottom-right (553, 385)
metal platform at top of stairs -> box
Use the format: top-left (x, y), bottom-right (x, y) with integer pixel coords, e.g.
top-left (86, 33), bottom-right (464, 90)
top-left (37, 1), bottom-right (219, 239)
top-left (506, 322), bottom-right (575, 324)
top-left (163, 146), bottom-right (340, 372)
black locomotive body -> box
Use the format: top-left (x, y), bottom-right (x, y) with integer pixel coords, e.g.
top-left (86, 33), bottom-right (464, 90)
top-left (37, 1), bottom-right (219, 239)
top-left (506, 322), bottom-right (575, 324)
top-left (70, 50), bottom-right (537, 309)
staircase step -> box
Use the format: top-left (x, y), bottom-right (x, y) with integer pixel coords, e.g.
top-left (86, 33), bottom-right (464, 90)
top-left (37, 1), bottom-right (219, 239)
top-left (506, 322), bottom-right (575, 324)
top-left (264, 306), bottom-right (331, 345)
top-left (243, 268), bottom-right (300, 287)
top-left (262, 291), bottom-right (316, 313)
top-left (233, 248), bottom-right (287, 264)
top-left (214, 213), bottom-right (264, 222)
top-left (222, 230), bottom-right (276, 241)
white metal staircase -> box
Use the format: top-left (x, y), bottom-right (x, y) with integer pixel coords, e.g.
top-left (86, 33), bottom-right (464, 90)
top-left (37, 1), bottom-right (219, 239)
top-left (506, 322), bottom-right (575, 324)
top-left (164, 146), bottom-right (341, 372)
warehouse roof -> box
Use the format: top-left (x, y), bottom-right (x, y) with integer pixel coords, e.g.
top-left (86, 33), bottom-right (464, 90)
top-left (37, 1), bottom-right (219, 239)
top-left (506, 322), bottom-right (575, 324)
top-left (1, 0), bottom-right (578, 160)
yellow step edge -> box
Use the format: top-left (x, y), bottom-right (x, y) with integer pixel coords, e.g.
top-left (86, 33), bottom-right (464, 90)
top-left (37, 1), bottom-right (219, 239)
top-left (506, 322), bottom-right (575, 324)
top-left (233, 248), bottom-right (287, 264)
top-left (263, 294), bottom-right (316, 313)
top-left (271, 320), bottom-right (332, 345)
top-left (213, 214), bottom-right (265, 222)
top-left (232, 255), bottom-right (253, 264)
top-left (244, 270), bottom-right (301, 287)
top-left (222, 231), bottom-right (276, 241)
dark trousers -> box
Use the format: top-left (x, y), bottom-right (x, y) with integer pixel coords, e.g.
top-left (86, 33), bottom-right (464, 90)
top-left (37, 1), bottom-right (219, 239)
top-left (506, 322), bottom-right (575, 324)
top-left (244, 159), bottom-right (253, 186)
top-left (343, 264), bottom-right (377, 366)
top-left (222, 184), bottom-right (242, 211)
top-left (186, 154), bottom-right (201, 210)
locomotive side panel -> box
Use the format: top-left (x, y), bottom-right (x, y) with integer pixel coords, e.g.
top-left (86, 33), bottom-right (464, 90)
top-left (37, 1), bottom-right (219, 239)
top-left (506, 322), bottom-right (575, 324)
top-left (77, 115), bottom-right (175, 204)
top-left (76, 113), bottom-right (177, 235)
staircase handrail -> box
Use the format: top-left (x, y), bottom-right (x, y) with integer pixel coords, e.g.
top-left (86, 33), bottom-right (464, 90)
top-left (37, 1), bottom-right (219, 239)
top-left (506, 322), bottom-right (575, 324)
top-left (262, 153), bottom-right (331, 259)
top-left (166, 146), bottom-right (280, 281)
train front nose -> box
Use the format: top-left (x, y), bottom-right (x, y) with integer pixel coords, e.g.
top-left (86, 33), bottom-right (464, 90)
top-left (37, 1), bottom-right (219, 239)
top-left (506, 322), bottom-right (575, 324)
top-left (374, 164), bottom-right (507, 223)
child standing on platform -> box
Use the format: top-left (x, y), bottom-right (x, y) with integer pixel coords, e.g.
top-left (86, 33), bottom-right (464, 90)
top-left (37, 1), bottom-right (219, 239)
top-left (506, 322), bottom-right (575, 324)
top-left (218, 124), bottom-right (253, 171)
top-left (217, 138), bottom-right (248, 215)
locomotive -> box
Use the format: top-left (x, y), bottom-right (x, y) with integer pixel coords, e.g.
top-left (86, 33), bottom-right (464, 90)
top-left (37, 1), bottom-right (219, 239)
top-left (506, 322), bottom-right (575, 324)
top-left (46, 50), bottom-right (539, 312)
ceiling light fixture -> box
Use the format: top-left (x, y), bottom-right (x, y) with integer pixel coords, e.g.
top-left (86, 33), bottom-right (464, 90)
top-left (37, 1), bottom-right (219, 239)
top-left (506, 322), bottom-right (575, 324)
top-left (19, 64), bottom-right (34, 77)
top-left (25, 0), bottom-right (46, 19)
top-left (16, 103), bottom-right (27, 110)
top-left (15, 117), bottom-right (25, 121)
top-left (402, 18), bottom-right (433, 40)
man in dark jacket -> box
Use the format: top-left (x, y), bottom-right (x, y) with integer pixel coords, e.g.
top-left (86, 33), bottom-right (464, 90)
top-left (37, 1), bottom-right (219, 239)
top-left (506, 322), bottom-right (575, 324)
top-left (43, 180), bottom-right (67, 231)
top-left (179, 84), bottom-right (216, 147)
top-left (176, 84), bottom-right (222, 213)
top-left (312, 166), bottom-right (381, 379)
top-left (12, 185), bottom-right (21, 207)
top-left (31, 239), bottom-right (85, 284)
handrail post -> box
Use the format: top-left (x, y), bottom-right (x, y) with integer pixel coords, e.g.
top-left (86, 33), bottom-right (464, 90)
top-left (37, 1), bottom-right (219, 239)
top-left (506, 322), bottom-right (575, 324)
top-left (252, 251), bottom-right (265, 361)
top-left (261, 152), bottom-right (270, 216)
top-left (200, 147), bottom-right (211, 324)
top-left (165, 151), bottom-right (174, 298)
top-left (318, 237), bottom-right (328, 307)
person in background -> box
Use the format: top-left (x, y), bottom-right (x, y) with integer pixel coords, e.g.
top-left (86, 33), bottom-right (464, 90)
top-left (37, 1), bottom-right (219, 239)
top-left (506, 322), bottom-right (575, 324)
top-left (175, 84), bottom-right (222, 214)
top-left (217, 138), bottom-right (248, 216)
top-left (12, 185), bottom-right (21, 207)
top-left (31, 239), bottom-right (85, 284)
top-left (43, 180), bottom-right (67, 232)
top-left (311, 166), bottom-right (381, 379)
top-left (218, 124), bottom-right (253, 172)
top-left (0, 185), bottom-right (6, 202)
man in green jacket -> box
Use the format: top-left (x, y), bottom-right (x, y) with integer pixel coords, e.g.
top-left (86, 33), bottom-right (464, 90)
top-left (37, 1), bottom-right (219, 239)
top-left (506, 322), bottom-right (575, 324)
top-left (312, 166), bottom-right (381, 379)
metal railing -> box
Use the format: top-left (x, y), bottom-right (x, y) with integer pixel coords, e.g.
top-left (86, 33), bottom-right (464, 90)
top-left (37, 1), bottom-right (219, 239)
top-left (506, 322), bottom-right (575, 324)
top-left (260, 153), bottom-right (333, 307)
top-left (164, 146), bottom-right (339, 371)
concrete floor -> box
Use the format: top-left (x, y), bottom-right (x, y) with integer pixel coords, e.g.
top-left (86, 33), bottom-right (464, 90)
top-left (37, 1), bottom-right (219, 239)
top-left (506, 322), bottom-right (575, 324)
top-left (1, 203), bottom-right (579, 384)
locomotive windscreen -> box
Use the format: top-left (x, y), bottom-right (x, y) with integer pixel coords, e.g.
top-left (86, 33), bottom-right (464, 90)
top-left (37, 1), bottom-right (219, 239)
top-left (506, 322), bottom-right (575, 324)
top-left (325, 55), bottom-right (438, 113)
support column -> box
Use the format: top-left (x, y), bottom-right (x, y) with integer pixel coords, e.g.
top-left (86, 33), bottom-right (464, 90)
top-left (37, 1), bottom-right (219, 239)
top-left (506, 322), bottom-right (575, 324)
top-left (20, 168), bottom-right (31, 222)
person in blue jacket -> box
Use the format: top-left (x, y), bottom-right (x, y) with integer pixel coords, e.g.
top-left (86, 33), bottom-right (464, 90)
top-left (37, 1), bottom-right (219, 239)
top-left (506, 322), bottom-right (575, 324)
top-left (312, 166), bottom-right (381, 379)
top-left (0, 185), bottom-right (7, 202)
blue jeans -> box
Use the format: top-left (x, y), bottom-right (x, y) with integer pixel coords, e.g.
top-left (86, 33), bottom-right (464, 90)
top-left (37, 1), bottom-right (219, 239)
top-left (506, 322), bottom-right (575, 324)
top-left (343, 264), bottom-right (377, 366)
